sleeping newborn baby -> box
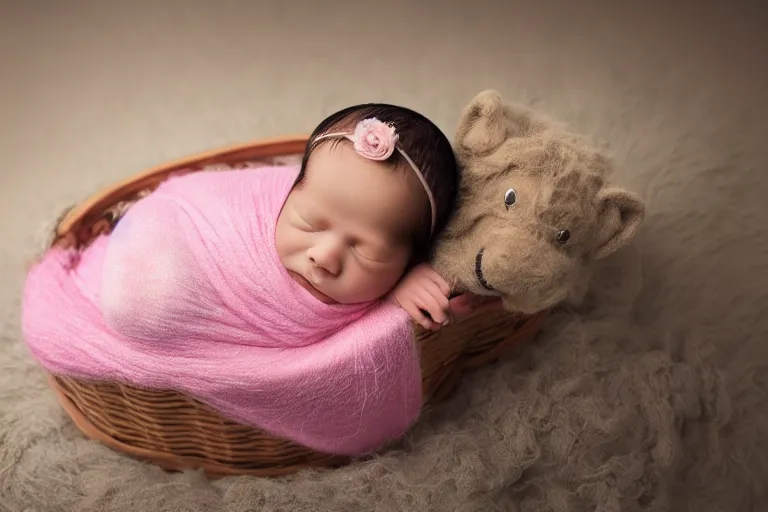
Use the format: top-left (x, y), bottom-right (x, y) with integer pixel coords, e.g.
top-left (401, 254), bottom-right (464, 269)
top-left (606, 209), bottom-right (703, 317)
top-left (275, 106), bottom-right (462, 329)
top-left (100, 103), bottom-right (462, 344)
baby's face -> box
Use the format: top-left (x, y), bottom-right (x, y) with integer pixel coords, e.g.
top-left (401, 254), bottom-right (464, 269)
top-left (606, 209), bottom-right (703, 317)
top-left (275, 141), bottom-right (427, 304)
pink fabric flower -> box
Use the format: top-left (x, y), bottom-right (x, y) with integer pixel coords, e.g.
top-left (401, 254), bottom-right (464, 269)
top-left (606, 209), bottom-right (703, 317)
top-left (352, 118), bottom-right (399, 161)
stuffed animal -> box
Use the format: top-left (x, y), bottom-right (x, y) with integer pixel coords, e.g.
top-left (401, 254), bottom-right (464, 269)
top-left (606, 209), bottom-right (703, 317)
top-left (433, 90), bottom-right (646, 315)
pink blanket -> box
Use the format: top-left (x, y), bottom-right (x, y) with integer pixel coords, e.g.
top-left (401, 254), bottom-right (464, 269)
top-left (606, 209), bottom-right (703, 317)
top-left (21, 165), bottom-right (422, 456)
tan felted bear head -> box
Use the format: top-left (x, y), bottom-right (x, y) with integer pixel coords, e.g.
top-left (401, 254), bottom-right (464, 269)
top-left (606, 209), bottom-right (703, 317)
top-left (432, 90), bottom-right (646, 315)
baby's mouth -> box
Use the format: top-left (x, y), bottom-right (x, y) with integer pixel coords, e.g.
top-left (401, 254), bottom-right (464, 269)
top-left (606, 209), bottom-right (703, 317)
top-left (287, 270), bottom-right (338, 305)
top-left (475, 248), bottom-right (495, 292)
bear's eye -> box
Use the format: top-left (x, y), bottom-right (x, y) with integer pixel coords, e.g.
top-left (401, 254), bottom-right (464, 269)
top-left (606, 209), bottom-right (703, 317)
top-left (556, 230), bottom-right (571, 244)
top-left (504, 188), bottom-right (517, 209)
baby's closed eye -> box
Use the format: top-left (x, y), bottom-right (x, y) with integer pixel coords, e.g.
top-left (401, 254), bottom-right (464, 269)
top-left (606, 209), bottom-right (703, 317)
top-left (352, 244), bottom-right (391, 263)
top-left (297, 212), bottom-right (323, 231)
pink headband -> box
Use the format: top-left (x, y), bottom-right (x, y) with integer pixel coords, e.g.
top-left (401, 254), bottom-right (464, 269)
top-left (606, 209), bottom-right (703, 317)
top-left (313, 118), bottom-right (437, 238)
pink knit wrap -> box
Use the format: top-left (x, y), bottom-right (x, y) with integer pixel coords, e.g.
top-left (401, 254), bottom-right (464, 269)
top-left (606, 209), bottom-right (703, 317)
top-left (21, 165), bottom-right (423, 455)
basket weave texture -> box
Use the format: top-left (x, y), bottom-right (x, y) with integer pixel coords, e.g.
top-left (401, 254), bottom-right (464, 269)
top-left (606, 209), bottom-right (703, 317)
top-left (41, 135), bottom-right (549, 478)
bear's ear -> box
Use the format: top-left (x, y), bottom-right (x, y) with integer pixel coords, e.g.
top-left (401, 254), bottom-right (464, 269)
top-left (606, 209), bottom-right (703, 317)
top-left (455, 90), bottom-right (508, 155)
top-left (593, 188), bottom-right (645, 260)
top-left (456, 90), bottom-right (546, 156)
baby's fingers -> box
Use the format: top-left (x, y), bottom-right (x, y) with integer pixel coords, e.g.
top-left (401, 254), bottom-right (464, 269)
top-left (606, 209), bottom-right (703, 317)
top-left (422, 280), bottom-right (450, 313)
top-left (415, 289), bottom-right (449, 326)
top-left (402, 300), bottom-right (436, 331)
top-left (425, 269), bottom-right (452, 297)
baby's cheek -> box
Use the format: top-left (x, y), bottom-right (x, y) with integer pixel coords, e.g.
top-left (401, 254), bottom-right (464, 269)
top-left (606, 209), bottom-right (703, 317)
top-left (346, 262), bottom-right (395, 298)
top-left (275, 224), bottom-right (306, 262)
top-left (379, 261), bottom-right (411, 290)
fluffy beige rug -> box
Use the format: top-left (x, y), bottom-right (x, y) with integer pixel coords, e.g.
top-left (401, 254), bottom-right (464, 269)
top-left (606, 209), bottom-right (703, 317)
top-left (1, 1), bottom-right (766, 511)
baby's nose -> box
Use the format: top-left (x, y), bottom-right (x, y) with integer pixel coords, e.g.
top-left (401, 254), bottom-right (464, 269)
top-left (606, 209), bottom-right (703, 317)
top-left (307, 241), bottom-right (342, 276)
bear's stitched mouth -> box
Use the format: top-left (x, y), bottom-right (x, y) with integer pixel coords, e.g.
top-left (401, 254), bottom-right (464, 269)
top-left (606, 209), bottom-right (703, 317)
top-left (475, 248), bottom-right (495, 291)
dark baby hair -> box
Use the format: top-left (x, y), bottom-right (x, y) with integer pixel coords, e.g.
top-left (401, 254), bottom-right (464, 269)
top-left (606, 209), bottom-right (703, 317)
top-left (295, 103), bottom-right (459, 262)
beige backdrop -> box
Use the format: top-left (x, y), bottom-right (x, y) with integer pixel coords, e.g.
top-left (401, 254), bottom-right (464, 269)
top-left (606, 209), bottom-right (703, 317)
top-left (1, 1), bottom-right (766, 511)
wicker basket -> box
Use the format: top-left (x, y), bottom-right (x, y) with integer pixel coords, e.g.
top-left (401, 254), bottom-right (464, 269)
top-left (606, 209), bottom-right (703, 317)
top-left (40, 135), bottom-right (549, 478)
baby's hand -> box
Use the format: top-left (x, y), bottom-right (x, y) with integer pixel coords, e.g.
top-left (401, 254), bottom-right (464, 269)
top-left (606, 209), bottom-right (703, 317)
top-left (388, 263), bottom-right (451, 331)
